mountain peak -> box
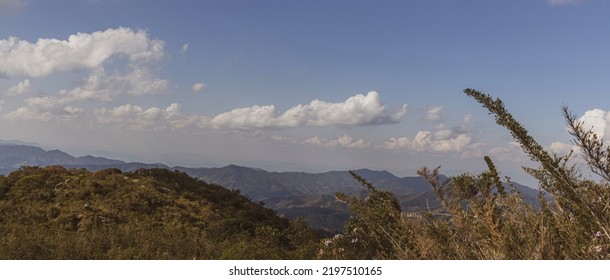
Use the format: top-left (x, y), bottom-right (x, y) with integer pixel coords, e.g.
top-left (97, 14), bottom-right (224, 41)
top-left (352, 168), bottom-right (398, 181)
top-left (0, 139), bottom-right (41, 147)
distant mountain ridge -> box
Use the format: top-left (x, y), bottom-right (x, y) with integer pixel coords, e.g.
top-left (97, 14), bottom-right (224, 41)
top-left (172, 165), bottom-right (434, 201)
top-left (0, 144), bottom-right (167, 174)
top-left (0, 142), bottom-right (540, 232)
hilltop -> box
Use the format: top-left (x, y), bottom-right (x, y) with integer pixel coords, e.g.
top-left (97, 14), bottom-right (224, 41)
top-left (0, 166), bottom-right (321, 259)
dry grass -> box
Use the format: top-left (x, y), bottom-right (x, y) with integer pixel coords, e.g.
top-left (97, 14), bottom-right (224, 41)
top-left (320, 89), bottom-right (610, 260)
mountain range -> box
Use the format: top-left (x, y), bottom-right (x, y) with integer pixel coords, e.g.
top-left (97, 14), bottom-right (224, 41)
top-left (0, 142), bottom-right (540, 232)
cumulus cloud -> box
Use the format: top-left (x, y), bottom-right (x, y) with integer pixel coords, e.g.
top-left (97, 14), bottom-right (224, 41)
top-left (304, 136), bottom-right (323, 146)
top-left (3, 96), bottom-right (81, 122)
top-left (3, 79), bottom-right (31, 96)
top-left (0, 28), bottom-right (169, 122)
top-left (548, 141), bottom-right (575, 155)
top-left (65, 67), bottom-right (169, 102)
top-left (386, 131), bottom-right (471, 153)
top-left (192, 82), bottom-right (206, 93)
top-left (488, 141), bottom-right (527, 162)
top-left (94, 103), bottom-right (183, 130)
top-left (577, 108), bottom-right (610, 140)
top-left (3, 91), bottom-right (407, 133)
top-left (304, 134), bottom-right (370, 149)
top-left (202, 91), bottom-right (407, 129)
top-left (547, 0), bottom-right (585, 6)
top-left (385, 125), bottom-right (473, 153)
top-left (3, 65), bottom-right (170, 121)
top-left (0, 27), bottom-right (164, 78)
top-left (426, 106), bottom-right (443, 121)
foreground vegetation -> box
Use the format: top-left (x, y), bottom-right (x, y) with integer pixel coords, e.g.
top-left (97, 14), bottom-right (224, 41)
top-left (0, 167), bottom-right (321, 259)
top-left (321, 89), bottom-right (609, 259)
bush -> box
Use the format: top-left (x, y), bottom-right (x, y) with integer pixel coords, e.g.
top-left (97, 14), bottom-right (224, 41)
top-left (324, 88), bottom-right (610, 260)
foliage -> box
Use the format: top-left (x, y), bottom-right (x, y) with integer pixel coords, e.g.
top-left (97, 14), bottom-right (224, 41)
top-left (0, 167), bottom-right (321, 259)
top-left (323, 88), bottom-right (610, 259)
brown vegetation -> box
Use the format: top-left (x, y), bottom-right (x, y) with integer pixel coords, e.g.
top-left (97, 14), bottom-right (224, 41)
top-left (0, 167), bottom-right (320, 259)
top-left (321, 89), bottom-right (609, 259)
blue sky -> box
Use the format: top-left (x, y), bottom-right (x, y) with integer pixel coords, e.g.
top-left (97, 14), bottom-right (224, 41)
top-left (1, 0), bottom-right (610, 185)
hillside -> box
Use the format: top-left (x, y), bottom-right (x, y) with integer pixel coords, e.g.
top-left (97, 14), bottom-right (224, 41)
top-left (174, 165), bottom-right (434, 200)
top-left (175, 165), bottom-right (539, 232)
top-left (0, 166), bottom-right (321, 259)
top-left (0, 143), bottom-right (541, 233)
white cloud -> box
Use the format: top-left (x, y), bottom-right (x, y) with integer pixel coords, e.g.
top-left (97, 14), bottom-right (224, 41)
top-left (577, 108), bottom-right (610, 140)
top-left (207, 105), bottom-right (277, 129)
top-left (0, 27), bottom-right (164, 78)
top-left (4, 107), bottom-right (51, 121)
top-left (94, 103), bottom-right (183, 130)
top-left (192, 82), bottom-right (206, 93)
top-left (3, 79), bottom-right (31, 96)
top-left (548, 141), bottom-right (575, 155)
top-left (385, 124), bottom-right (473, 153)
top-left (346, 138), bottom-right (370, 149)
top-left (202, 91), bottom-right (407, 129)
top-left (56, 66), bottom-right (169, 103)
top-left (304, 136), bottom-right (323, 146)
top-left (542, 108), bottom-right (610, 159)
top-left (384, 137), bottom-right (410, 151)
top-left (0, 28), bottom-right (169, 124)
top-left (327, 134), bottom-right (370, 149)
top-left (3, 91), bottom-right (407, 133)
top-left (547, 0), bottom-right (585, 6)
top-left (305, 134), bottom-right (370, 149)
top-left (2, 65), bottom-right (170, 122)
top-left (488, 141), bottom-right (527, 162)
top-left (3, 95), bottom-right (81, 122)
top-left (180, 43), bottom-right (189, 54)
top-left (426, 106), bottom-right (443, 121)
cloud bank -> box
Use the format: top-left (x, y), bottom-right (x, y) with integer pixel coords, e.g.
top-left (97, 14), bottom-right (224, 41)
top-left (85, 91), bottom-right (408, 130)
top-left (95, 103), bottom-right (182, 130)
top-left (0, 27), bottom-right (164, 78)
top-left (385, 128), bottom-right (472, 153)
top-left (305, 134), bottom-right (370, 149)
top-left (198, 91), bottom-right (408, 129)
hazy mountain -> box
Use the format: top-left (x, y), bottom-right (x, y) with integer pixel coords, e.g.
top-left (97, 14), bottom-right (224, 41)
top-left (0, 142), bottom-right (541, 231)
top-left (0, 144), bottom-right (167, 174)
top-left (173, 166), bottom-right (434, 201)
top-left (0, 139), bottom-right (41, 147)
top-left (175, 165), bottom-right (540, 231)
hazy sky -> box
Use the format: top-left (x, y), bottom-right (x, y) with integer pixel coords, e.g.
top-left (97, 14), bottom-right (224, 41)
top-left (1, 0), bottom-right (610, 185)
